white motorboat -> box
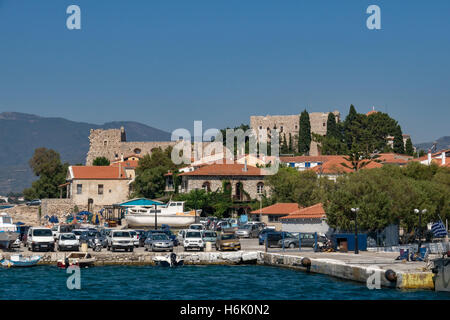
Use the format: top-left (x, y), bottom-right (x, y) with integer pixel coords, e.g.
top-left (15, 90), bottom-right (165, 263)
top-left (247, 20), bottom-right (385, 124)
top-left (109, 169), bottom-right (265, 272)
top-left (125, 201), bottom-right (200, 228)
top-left (0, 212), bottom-right (19, 249)
top-left (153, 253), bottom-right (184, 267)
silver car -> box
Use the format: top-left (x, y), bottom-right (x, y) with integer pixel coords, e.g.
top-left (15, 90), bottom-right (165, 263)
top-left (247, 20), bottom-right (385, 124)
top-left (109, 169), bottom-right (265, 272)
top-left (144, 233), bottom-right (173, 252)
top-left (235, 224), bottom-right (260, 238)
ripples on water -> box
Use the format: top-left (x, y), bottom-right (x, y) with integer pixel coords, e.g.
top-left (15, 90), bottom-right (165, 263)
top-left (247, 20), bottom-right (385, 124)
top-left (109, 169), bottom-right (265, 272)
top-left (1, 265), bottom-right (449, 300)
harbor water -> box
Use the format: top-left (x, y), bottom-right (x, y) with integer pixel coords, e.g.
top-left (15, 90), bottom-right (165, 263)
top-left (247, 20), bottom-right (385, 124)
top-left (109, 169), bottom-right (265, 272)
top-left (1, 265), bottom-right (449, 300)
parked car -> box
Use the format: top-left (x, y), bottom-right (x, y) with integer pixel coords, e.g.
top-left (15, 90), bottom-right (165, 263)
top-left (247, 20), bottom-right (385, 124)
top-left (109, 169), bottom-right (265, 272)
top-left (135, 230), bottom-right (146, 246)
top-left (215, 232), bottom-right (241, 251)
top-left (189, 223), bottom-right (205, 231)
top-left (278, 233), bottom-right (327, 248)
top-left (235, 224), bottom-right (260, 238)
top-left (124, 229), bottom-right (139, 247)
top-left (265, 231), bottom-right (295, 248)
top-left (57, 233), bottom-right (80, 251)
top-left (214, 221), bottom-right (231, 232)
top-left (107, 230), bottom-right (134, 252)
top-left (202, 230), bottom-right (217, 243)
top-left (26, 199), bottom-right (41, 206)
top-left (72, 229), bottom-right (87, 240)
top-left (183, 230), bottom-right (204, 251)
top-left (27, 227), bottom-right (55, 252)
top-left (177, 229), bottom-right (187, 244)
top-left (258, 227), bottom-right (276, 245)
top-left (144, 233), bottom-right (173, 252)
top-left (51, 224), bottom-right (72, 240)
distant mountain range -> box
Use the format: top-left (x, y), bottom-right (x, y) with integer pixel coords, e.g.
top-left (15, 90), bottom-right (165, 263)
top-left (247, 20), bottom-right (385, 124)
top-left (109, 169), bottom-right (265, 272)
top-left (0, 112), bottom-right (171, 194)
top-left (415, 136), bottom-right (450, 153)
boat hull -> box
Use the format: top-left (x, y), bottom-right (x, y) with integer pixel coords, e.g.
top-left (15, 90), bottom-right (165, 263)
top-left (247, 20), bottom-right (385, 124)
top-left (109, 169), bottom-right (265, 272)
top-left (126, 214), bottom-right (196, 228)
top-left (0, 231), bottom-right (19, 249)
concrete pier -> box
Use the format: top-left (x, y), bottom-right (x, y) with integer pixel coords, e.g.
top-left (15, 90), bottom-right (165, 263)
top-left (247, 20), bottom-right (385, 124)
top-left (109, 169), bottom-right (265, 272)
top-left (1, 249), bottom-right (435, 290)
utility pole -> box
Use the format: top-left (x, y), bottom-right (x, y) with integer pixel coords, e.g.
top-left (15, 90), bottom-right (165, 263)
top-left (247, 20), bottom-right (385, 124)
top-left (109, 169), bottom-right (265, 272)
top-left (351, 207), bottom-right (360, 254)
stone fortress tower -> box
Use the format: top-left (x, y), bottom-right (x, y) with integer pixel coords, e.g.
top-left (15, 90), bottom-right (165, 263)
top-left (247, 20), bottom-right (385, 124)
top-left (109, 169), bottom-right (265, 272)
top-left (250, 111), bottom-right (341, 156)
top-left (86, 127), bottom-right (178, 165)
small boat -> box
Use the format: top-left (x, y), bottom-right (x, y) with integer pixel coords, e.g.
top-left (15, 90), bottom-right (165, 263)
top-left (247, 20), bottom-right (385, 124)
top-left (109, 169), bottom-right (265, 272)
top-left (57, 252), bottom-right (96, 268)
top-left (1, 254), bottom-right (41, 268)
top-left (0, 212), bottom-right (19, 249)
top-left (125, 201), bottom-right (201, 228)
top-left (153, 253), bottom-right (184, 267)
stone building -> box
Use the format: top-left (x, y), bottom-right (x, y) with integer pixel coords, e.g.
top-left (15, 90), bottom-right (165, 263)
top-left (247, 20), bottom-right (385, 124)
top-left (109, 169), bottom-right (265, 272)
top-left (250, 111), bottom-right (340, 156)
top-left (86, 127), bottom-right (178, 165)
top-left (177, 163), bottom-right (268, 202)
top-left (64, 165), bottom-right (132, 211)
top-left (249, 203), bottom-right (300, 230)
top-left (280, 203), bottom-right (330, 234)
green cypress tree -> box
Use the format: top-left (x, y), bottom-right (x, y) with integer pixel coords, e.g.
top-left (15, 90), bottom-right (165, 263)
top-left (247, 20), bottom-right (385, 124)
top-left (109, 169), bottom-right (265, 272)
top-left (405, 138), bottom-right (414, 156)
top-left (298, 110), bottom-right (311, 155)
top-left (288, 133), bottom-right (293, 153)
top-left (281, 134), bottom-right (288, 154)
top-left (326, 112), bottom-right (340, 139)
top-left (393, 125), bottom-right (405, 154)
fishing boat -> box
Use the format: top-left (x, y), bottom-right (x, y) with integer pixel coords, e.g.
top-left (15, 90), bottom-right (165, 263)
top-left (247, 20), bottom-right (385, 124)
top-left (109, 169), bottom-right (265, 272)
top-left (0, 212), bottom-right (19, 249)
top-left (57, 252), bottom-right (96, 268)
top-left (125, 201), bottom-right (201, 228)
top-left (1, 254), bottom-right (41, 268)
top-left (153, 253), bottom-right (184, 267)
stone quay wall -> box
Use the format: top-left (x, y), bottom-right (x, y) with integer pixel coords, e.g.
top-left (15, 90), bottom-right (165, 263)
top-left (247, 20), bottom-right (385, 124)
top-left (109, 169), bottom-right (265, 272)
top-left (41, 198), bottom-right (75, 217)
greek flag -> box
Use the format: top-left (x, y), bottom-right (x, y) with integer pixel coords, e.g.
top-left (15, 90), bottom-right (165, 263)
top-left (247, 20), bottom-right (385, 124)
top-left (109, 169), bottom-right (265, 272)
top-left (431, 221), bottom-right (448, 238)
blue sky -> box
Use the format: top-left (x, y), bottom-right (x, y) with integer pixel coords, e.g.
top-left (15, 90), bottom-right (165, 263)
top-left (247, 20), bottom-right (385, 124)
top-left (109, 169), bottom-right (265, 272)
top-left (0, 0), bottom-right (449, 143)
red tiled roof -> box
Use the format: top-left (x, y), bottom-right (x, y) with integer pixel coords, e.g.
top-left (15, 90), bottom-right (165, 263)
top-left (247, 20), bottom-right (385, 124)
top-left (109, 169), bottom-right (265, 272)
top-left (366, 110), bottom-right (378, 116)
top-left (376, 153), bottom-right (412, 164)
top-left (310, 156), bottom-right (383, 174)
top-left (111, 160), bottom-right (139, 169)
top-left (70, 166), bottom-right (128, 180)
top-left (250, 203), bottom-right (300, 215)
top-left (281, 203), bottom-right (326, 220)
top-left (280, 155), bottom-right (342, 163)
top-left (178, 164), bottom-right (267, 176)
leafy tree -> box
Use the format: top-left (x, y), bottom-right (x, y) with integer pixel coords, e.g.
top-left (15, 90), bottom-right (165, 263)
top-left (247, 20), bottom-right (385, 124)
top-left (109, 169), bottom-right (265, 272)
top-left (23, 148), bottom-right (68, 200)
top-left (340, 139), bottom-right (380, 172)
top-left (405, 138), bottom-right (414, 156)
top-left (93, 156), bottom-right (110, 166)
top-left (265, 167), bottom-right (323, 207)
top-left (298, 110), bottom-right (311, 155)
top-left (132, 147), bottom-right (179, 199)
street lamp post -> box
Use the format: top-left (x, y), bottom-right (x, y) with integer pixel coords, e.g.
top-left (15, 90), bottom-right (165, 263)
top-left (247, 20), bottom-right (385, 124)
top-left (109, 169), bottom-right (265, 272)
top-left (351, 207), bottom-right (360, 254)
top-left (414, 208), bottom-right (427, 252)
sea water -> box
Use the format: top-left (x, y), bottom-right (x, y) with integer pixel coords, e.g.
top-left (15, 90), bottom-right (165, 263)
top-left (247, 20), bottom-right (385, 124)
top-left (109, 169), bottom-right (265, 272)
top-left (1, 265), bottom-right (449, 300)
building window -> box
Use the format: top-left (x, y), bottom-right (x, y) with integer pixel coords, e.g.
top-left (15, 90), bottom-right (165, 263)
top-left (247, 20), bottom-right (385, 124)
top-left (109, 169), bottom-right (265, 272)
top-left (104, 141), bottom-right (108, 147)
top-left (202, 182), bottom-right (211, 192)
top-left (295, 125), bottom-right (298, 130)
top-left (98, 184), bottom-right (104, 195)
top-left (280, 126), bottom-right (284, 132)
top-left (269, 215), bottom-right (279, 222)
top-left (259, 126), bottom-right (262, 130)
top-left (323, 122), bottom-right (326, 127)
top-left (76, 184), bottom-right (82, 194)
top-left (134, 148), bottom-right (141, 154)
top-left (257, 182), bottom-right (264, 194)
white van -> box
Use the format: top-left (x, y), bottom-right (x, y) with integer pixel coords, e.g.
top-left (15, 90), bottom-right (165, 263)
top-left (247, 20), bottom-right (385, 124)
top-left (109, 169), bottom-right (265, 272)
top-left (27, 227), bottom-right (55, 252)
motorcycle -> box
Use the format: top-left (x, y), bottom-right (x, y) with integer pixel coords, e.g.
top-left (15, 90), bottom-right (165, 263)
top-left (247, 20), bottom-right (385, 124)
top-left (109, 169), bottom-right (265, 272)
top-left (88, 238), bottom-right (102, 252)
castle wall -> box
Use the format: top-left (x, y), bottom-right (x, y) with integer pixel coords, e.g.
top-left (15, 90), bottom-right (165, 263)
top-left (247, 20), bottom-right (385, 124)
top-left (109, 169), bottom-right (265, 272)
top-left (250, 111), bottom-right (340, 156)
top-left (86, 127), bottom-right (217, 165)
